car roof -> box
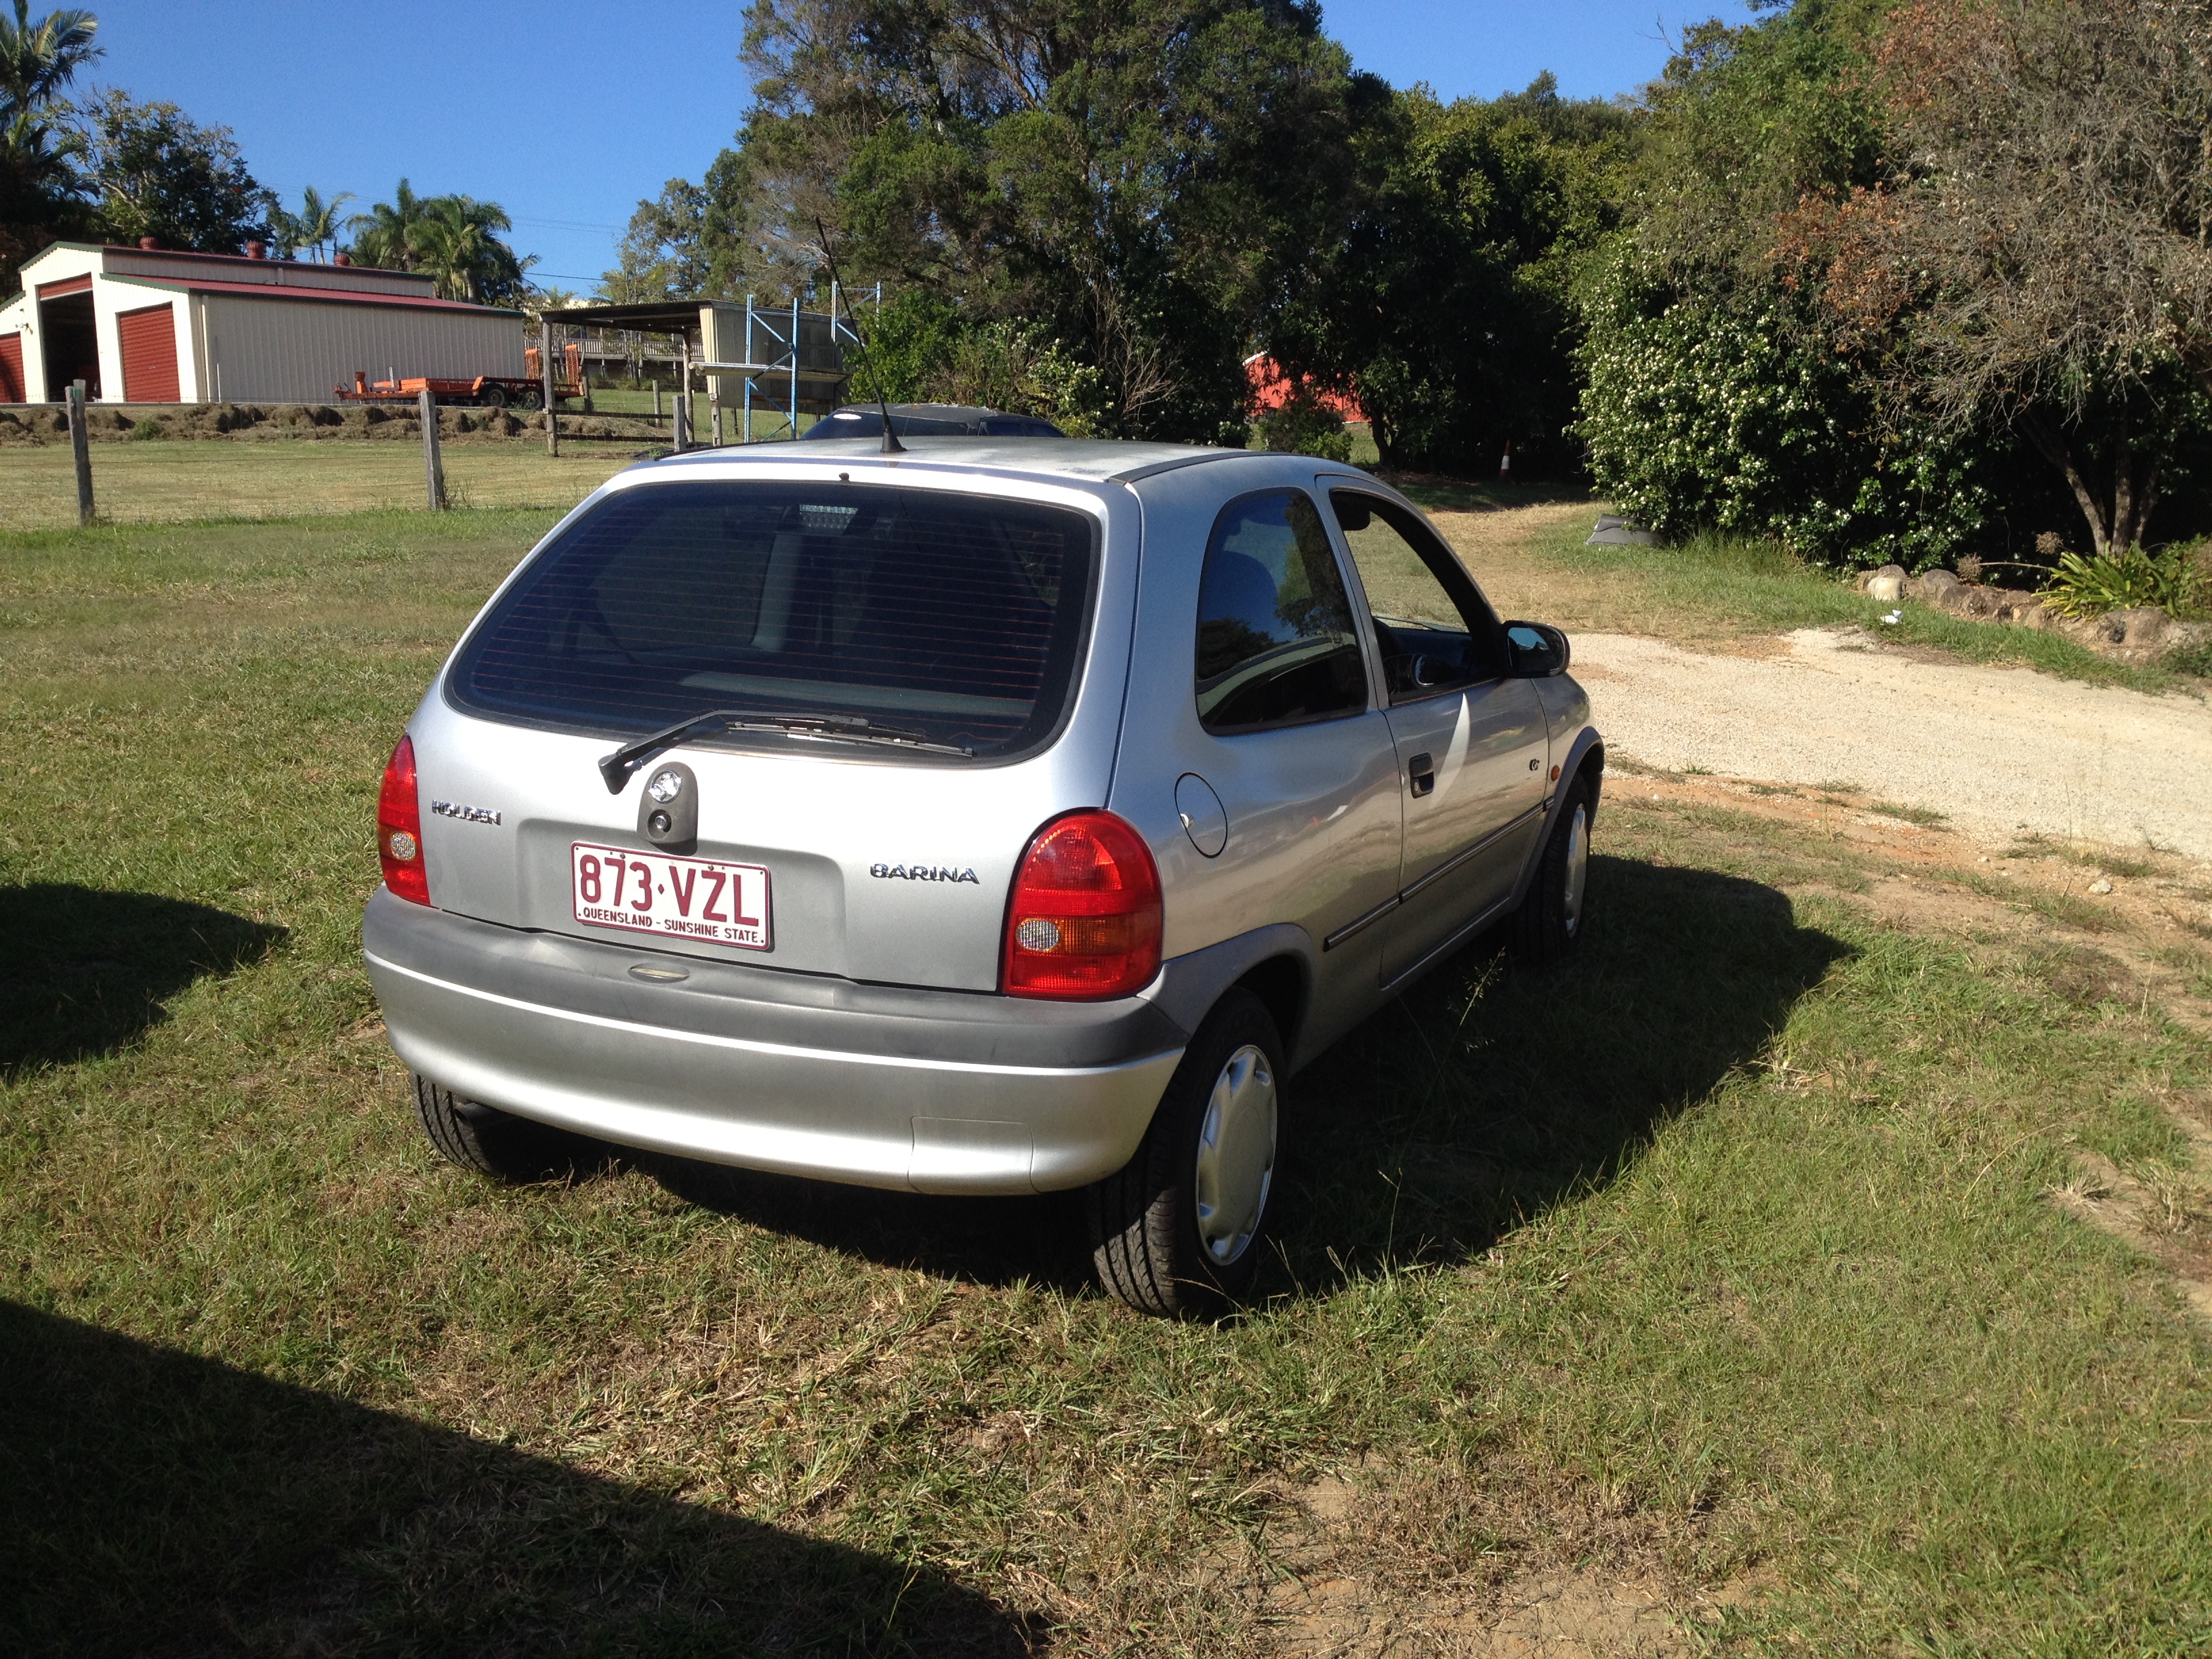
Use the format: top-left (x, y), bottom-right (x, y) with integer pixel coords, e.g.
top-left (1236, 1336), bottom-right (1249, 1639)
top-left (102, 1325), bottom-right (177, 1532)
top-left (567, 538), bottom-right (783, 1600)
top-left (638, 436), bottom-right (1262, 485)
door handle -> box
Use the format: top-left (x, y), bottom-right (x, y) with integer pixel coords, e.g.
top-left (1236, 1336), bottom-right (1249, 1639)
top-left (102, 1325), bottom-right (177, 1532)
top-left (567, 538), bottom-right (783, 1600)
top-left (1407, 752), bottom-right (1435, 798)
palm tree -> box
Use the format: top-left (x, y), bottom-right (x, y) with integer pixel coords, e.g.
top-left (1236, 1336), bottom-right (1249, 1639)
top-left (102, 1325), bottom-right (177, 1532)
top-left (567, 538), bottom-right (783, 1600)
top-left (0, 0), bottom-right (98, 122)
top-left (346, 178), bottom-right (425, 269)
top-left (409, 194), bottom-right (527, 303)
top-left (274, 184), bottom-right (352, 262)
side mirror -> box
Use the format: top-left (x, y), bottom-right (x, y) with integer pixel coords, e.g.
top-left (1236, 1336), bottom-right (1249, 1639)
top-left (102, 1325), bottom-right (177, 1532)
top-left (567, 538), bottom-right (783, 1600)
top-left (1504, 621), bottom-right (1570, 678)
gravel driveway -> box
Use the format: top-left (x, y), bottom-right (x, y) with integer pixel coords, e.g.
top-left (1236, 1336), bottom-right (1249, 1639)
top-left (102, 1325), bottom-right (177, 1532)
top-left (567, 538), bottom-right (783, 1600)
top-left (1574, 628), bottom-right (2212, 860)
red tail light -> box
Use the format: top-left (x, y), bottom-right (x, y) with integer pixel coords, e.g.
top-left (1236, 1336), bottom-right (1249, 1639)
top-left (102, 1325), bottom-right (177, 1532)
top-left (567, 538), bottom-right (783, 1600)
top-left (1002, 811), bottom-right (1162, 1000)
top-left (377, 734), bottom-right (430, 905)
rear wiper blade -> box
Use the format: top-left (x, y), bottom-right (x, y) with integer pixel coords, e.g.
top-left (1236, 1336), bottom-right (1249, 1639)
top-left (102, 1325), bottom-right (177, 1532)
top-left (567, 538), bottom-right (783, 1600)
top-left (598, 707), bottom-right (970, 792)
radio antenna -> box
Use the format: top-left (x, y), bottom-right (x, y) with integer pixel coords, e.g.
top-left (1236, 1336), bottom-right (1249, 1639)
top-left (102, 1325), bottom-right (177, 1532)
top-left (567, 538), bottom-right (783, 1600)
top-left (815, 218), bottom-right (903, 455)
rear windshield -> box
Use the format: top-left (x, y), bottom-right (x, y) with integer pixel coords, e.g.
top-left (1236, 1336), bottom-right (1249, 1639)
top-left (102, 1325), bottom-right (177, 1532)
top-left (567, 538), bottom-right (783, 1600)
top-left (449, 480), bottom-right (1097, 760)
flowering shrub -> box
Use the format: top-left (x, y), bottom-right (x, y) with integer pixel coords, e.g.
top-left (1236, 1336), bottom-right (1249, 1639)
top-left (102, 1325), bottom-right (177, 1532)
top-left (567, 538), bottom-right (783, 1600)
top-left (1573, 253), bottom-right (1998, 569)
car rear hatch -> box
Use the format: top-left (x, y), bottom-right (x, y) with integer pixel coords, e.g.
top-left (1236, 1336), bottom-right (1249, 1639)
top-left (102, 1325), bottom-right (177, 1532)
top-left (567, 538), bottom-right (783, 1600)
top-left (405, 464), bottom-right (1134, 994)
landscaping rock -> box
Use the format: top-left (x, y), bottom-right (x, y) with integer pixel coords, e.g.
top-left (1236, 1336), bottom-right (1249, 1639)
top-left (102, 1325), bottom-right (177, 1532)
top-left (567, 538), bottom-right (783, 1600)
top-left (2112, 607), bottom-right (2173, 649)
top-left (1909, 568), bottom-right (1961, 604)
top-left (1586, 514), bottom-right (1662, 548)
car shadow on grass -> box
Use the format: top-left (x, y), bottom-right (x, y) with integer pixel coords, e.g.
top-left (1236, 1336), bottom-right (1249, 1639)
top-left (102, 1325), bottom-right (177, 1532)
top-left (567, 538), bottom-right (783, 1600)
top-left (0, 884), bottom-right (287, 1078)
top-left (1274, 854), bottom-right (1851, 1290)
top-left (648, 855), bottom-right (1847, 1301)
top-left (0, 1300), bottom-right (1038, 1654)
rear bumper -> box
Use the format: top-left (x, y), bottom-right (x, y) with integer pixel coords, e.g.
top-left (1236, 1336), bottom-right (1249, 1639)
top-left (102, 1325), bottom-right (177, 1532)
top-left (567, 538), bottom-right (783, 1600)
top-left (362, 888), bottom-right (1187, 1194)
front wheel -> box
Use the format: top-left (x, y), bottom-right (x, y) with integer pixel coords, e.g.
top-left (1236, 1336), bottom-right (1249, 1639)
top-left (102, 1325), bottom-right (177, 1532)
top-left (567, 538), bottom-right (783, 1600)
top-left (1088, 989), bottom-right (1284, 1317)
top-left (1511, 773), bottom-right (1592, 966)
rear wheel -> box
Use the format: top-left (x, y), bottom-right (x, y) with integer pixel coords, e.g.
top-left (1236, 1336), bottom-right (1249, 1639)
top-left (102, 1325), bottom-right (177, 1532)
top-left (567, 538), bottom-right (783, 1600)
top-left (411, 1071), bottom-right (580, 1183)
top-left (1512, 773), bottom-right (1592, 966)
top-left (512, 386), bottom-right (544, 412)
top-left (1088, 989), bottom-right (1283, 1317)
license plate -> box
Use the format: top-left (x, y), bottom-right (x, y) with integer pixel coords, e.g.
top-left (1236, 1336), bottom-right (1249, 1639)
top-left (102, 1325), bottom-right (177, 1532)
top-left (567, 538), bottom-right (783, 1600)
top-left (570, 842), bottom-right (771, 950)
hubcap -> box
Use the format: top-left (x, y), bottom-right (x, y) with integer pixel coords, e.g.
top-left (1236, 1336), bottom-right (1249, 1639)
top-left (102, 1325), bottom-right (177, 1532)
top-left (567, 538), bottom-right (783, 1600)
top-left (1562, 803), bottom-right (1589, 937)
top-left (1193, 1043), bottom-right (1277, 1267)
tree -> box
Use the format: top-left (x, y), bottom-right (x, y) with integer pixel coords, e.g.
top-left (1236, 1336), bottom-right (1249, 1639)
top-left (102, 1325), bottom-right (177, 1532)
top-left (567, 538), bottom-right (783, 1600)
top-left (0, 0), bottom-right (97, 284)
top-left (733, 0), bottom-right (1370, 441)
top-left (77, 89), bottom-right (273, 251)
top-left (345, 177), bottom-right (426, 269)
top-left (1569, 0), bottom-right (2049, 568)
top-left (408, 193), bottom-right (529, 304)
top-left (271, 184), bottom-right (352, 262)
top-left (1271, 74), bottom-right (1634, 474)
top-left (0, 0), bottom-right (96, 120)
top-left (346, 181), bottom-right (530, 304)
top-left (1827, 0), bottom-right (2212, 557)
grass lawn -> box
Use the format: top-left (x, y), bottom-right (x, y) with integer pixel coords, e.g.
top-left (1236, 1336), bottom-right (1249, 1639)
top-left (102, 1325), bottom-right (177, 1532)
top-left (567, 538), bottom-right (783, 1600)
top-left (0, 437), bottom-right (642, 531)
top-left (3, 505), bottom-right (2211, 1652)
top-left (1410, 487), bottom-right (2202, 695)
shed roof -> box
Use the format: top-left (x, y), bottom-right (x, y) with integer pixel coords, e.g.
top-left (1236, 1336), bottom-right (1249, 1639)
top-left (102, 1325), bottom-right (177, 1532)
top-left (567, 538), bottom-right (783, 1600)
top-left (101, 272), bottom-right (520, 315)
top-left (35, 240), bottom-right (426, 281)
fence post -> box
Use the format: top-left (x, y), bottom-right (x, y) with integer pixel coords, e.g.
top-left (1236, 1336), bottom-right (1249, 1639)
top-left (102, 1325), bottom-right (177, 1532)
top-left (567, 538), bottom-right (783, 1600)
top-left (67, 380), bottom-right (94, 526)
top-left (653, 379), bottom-right (661, 419)
top-left (419, 387), bottom-right (446, 510)
top-left (542, 323), bottom-right (559, 457)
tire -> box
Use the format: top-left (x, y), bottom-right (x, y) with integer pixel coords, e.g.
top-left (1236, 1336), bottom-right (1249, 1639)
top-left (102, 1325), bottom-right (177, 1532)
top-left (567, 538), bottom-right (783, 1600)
top-left (1511, 771), bottom-right (1593, 967)
top-left (513, 386), bottom-right (544, 412)
top-left (1088, 989), bottom-right (1284, 1318)
top-left (411, 1071), bottom-right (579, 1184)
top-left (476, 384), bottom-right (508, 410)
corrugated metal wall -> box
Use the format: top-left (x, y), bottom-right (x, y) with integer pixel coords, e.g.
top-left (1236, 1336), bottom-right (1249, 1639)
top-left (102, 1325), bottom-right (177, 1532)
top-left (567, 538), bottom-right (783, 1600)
top-left (199, 295), bottom-right (525, 403)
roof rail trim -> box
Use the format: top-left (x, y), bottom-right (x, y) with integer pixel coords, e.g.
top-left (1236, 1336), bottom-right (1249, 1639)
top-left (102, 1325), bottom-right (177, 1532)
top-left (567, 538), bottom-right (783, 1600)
top-left (1106, 449), bottom-right (1242, 484)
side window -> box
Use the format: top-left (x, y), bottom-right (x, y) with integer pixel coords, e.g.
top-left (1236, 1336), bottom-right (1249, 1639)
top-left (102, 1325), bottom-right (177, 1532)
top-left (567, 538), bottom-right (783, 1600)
top-left (1329, 491), bottom-right (1503, 702)
top-left (1194, 491), bottom-right (1370, 734)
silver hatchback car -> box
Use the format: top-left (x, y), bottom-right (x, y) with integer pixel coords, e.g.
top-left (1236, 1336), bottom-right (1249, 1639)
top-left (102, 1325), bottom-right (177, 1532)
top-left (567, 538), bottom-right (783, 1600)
top-left (364, 440), bottom-right (1601, 1315)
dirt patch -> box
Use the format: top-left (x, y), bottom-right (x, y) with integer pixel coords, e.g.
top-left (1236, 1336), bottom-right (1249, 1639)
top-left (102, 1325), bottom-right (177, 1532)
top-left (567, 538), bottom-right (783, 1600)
top-left (2049, 1147), bottom-right (2212, 1326)
top-left (1578, 628), bottom-right (2212, 859)
top-left (1229, 1462), bottom-right (1764, 1656)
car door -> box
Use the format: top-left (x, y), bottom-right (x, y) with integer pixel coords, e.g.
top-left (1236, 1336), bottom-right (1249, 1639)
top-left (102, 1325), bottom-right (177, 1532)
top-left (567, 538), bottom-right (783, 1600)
top-left (1144, 482), bottom-right (1403, 1045)
top-left (1324, 485), bottom-right (1549, 985)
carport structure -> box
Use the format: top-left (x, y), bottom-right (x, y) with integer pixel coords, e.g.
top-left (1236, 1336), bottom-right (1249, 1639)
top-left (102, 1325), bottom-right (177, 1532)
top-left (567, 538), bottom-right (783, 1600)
top-left (543, 294), bottom-right (857, 446)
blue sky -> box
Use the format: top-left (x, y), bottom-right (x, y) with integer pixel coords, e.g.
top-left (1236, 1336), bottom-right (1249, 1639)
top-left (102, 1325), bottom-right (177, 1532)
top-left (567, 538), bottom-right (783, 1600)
top-left (79, 1), bottom-right (1756, 291)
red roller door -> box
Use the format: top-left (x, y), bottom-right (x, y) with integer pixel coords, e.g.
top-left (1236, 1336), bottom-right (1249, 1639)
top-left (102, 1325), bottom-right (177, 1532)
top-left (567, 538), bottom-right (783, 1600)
top-left (0, 333), bottom-right (22, 403)
top-left (118, 303), bottom-right (180, 403)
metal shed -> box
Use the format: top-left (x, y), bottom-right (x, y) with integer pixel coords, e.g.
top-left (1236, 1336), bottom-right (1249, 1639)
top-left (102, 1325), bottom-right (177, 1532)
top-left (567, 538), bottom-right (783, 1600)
top-left (0, 241), bottom-right (525, 405)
